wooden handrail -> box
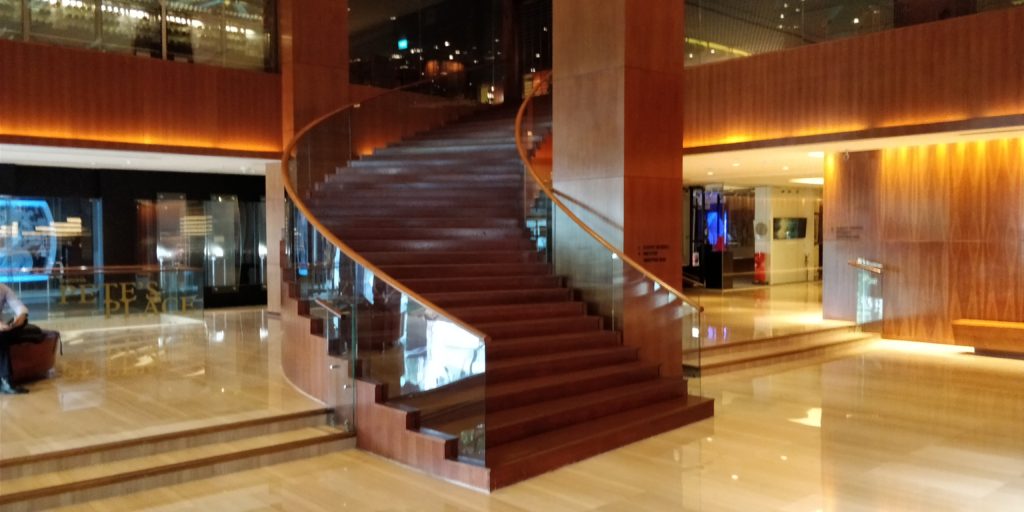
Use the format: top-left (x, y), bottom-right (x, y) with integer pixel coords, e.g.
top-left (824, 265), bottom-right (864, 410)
top-left (280, 83), bottom-right (491, 343)
top-left (514, 74), bottom-right (705, 313)
top-left (848, 259), bottom-right (884, 275)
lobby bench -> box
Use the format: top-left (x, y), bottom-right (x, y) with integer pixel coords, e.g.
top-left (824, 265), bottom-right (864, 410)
top-left (10, 331), bottom-right (60, 384)
top-left (952, 319), bottom-right (1024, 355)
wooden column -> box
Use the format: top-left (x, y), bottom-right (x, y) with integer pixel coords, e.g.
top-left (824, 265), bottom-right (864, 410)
top-left (278, 0), bottom-right (350, 144)
top-left (552, 0), bottom-right (684, 375)
top-left (271, 0), bottom-right (349, 313)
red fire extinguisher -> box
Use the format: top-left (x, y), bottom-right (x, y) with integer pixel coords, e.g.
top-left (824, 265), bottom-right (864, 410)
top-left (754, 252), bottom-right (767, 284)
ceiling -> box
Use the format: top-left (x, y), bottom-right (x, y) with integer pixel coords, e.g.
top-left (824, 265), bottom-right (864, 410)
top-left (0, 144), bottom-right (274, 175)
top-left (683, 124), bottom-right (1024, 188)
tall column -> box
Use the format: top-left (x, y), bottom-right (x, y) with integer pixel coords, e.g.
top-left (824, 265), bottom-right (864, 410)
top-left (278, 0), bottom-right (350, 144)
top-left (552, 1), bottom-right (685, 374)
top-left (269, 0), bottom-right (349, 314)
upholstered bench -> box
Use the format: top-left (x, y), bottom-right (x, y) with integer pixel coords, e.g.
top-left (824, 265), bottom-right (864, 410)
top-left (10, 330), bottom-right (60, 384)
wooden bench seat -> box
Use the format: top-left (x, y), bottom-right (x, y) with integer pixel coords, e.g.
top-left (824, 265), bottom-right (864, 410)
top-left (952, 319), bottom-right (1024, 354)
top-left (10, 331), bottom-right (60, 384)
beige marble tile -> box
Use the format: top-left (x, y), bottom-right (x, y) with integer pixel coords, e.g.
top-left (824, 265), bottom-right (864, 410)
top-left (48, 343), bottom-right (1024, 511)
top-left (692, 281), bottom-right (853, 346)
top-left (0, 308), bottom-right (323, 461)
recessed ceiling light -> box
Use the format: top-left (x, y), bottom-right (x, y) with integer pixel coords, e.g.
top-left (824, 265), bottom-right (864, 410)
top-left (790, 177), bottom-right (824, 186)
top-left (707, 171), bottom-right (715, 176)
top-left (807, 151), bottom-right (825, 159)
top-left (782, 165), bottom-right (790, 171)
top-left (731, 162), bottom-right (740, 167)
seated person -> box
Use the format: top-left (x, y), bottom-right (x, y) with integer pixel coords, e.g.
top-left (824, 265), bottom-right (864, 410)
top-left (0, 283), bottom-right (31, 394)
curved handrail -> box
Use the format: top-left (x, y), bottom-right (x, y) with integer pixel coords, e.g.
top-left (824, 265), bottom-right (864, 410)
top-left (514, 74), bottom-right (704, 313)
top-left (281, 81), bottom-right (491, 342)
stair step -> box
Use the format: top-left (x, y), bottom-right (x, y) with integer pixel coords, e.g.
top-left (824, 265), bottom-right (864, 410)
top-left (311, 205), bottom-right (521, 218)
top-left (314, 217), bottom-right (522, 229)
top-left (333, 227), bottom-right (529, 241)
top-left (693, 332), bottom-right (877, 376)
top-left (374, 144), bottom-right (518, 156)
top-left (486, 395), bottom-right (713, 489)
top-left (378, 262), bottom-right (551, 279)
top-left (307, 196), bottom-right (521, 209)
top-left (351, 157), bottom-right (522, 168)
top-left (423, 288), bottom-right (573, 308)
top-left (486, 330), bottom-right (622, 359)
top-left (487, 362), bottom-right (662, 412)
top-left (477, 315), bottom-right (603, 339)
top-left (0, 425), bottom-right (350, 511)
top-left (362, 250), bottom-right (541, 265)
top-left (325, 172), bottom-right (523, 186)
top-left (486, 346), bottom-right (638, 383)
top-left (483, 378), bottom-right (685, 446)
top-left (446, 301), bottom-right (586, 323)
top-left (402, 275), bottom-right (564, 293)
top-left (317, 182), bottom-right (522, 195)
top-left (346, 238), bottom-right (535, 252)
top-left (0, 409), bottom-right (331, 482)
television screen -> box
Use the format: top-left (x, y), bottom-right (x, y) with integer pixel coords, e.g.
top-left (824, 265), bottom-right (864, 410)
top-left (773, 217), bottom-right (807, 240)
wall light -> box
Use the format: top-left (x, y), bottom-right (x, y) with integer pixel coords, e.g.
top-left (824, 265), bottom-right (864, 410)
top-left (807, 151), bottom-right (825, 159)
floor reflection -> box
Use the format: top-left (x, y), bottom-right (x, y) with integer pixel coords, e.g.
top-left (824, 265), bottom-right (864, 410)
top-left (693, 281), bottom-right (852, 346)
top-left (0, 308), bottom-right (322, 460)
top-left (49, 343), bottom-right (1024, 511)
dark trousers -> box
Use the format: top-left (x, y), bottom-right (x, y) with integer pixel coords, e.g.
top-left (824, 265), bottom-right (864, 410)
top-left (0, 323), bottom-right (26, 381)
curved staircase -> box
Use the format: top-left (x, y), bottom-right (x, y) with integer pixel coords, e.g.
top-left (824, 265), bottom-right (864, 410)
top-left (294, 104), bottom-right (713, 490)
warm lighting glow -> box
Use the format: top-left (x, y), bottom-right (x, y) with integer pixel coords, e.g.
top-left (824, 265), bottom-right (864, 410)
top-left (807, 151), bottom-right (825, 159)
top-left (789, 407), bottom-right (822, 428)
top-left (790, 177), bottom-right (825, 186)
top-left (876, 340), bottom-right (975, 355)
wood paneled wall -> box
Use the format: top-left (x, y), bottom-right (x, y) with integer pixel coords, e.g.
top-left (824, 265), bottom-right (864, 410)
top-left (0, 40), bottom-right (281, 156)
top-left (684, 8), bottom-right (1024, 148)
top-left (824, 139), bottom-right (1024, 350)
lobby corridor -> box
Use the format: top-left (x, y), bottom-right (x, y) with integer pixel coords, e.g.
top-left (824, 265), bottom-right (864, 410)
top-left (48, 340), bottom-right (1024, 511)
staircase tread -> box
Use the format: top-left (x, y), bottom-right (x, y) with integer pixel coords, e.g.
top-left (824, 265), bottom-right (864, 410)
top-left (488, 346), bottom-right (636, 371)
top-left (0, 427), bottom-right (346, 498)
top-left (696, 334), bottom-right (874, 368)
top-left (493, 330), bottom-right (620, 345)
top-left (488, 361), bottom-right (660, 397)
top-left (487, 396), bottom-right (707, 466)
top-left (476, 315), bottom-right (599, 329)
top-left (487, 377), bottom-right (682, 426)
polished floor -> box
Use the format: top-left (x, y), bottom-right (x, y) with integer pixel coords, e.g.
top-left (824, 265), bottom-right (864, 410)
top-left (0, 309), bottom-right (323, 460)
top-left (692, 281), bottom-right (852, 347)
top-left (51, 340), bottom-right (1024, 511)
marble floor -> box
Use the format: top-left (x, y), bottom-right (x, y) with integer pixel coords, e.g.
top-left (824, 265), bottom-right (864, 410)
top-left (52, 340), bottom-right (1024, 511)
top-left (691, 281), bottom-right (852, 347)
top-left (0, 308), bottom-right (323, 460)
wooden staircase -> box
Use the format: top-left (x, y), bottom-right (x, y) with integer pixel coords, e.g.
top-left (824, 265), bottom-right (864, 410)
top-left (304, 106), bottom-right (713, 490)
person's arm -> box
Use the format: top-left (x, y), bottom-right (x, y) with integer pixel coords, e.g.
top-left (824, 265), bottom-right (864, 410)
top-left (5, 291), bottom-right (28, 328)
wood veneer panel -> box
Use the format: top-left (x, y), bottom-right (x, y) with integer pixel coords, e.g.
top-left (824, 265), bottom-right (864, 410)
top-left (683, 8), bottom-right (1024, 148)
top-left (0, 39), bottom-right (281, 155)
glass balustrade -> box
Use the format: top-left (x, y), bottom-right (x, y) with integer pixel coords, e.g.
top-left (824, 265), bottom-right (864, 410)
top-left (517, 73), bottom-right (706, 393)
top-left (283, 83), bottom-right (486, 459)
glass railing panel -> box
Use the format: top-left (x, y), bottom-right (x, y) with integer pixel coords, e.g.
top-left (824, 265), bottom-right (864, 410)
top-left (0, 265), bottom-right (204, 332)
top-left (851, 258), bottom-right (884, 334)
top-left (685, 0), bottom-right (1023, 67)
top-left (283, 87), bottom-right (490, 458)
top-left (518, 74), bottom-right (705, 394)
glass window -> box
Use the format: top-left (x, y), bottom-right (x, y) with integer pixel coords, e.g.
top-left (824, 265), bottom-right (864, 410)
top-left (100, 0), bottom-right (161, 56)
top-left (223, 0), bottom-right (274, 70)
top-left (166, 0), bottom-right (220, 64)
top-left (0, 0), bottom-right (21, 40)
top-left (29, 0), bottom-right (100, 49)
